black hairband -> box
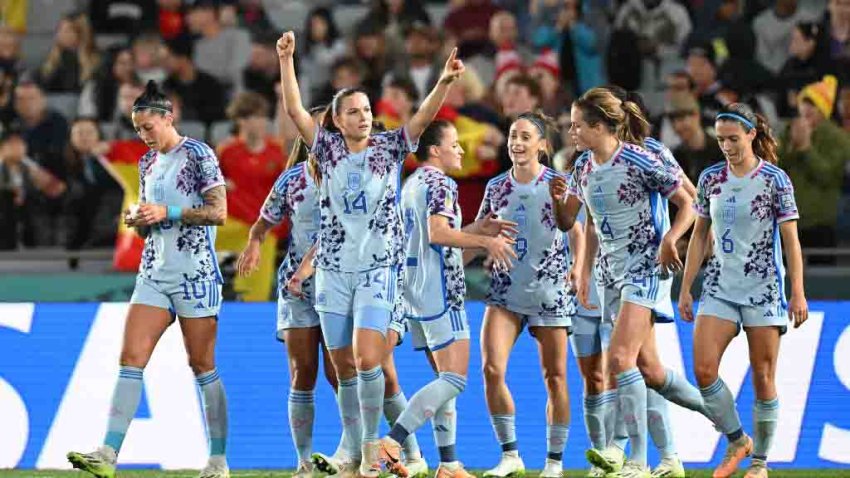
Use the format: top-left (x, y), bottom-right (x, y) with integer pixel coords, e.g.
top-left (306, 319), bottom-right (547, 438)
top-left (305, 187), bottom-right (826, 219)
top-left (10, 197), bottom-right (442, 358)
top-left (132, 104), bottom-right (172, 114)
top-left (518, 114), bottom-right (546, 137)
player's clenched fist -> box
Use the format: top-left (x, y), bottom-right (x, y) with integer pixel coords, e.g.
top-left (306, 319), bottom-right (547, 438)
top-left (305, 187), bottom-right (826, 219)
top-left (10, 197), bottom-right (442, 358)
top-left (276, 31), bottom-right (295, 58)
top-left (549, 175), bottom-right (567, 202)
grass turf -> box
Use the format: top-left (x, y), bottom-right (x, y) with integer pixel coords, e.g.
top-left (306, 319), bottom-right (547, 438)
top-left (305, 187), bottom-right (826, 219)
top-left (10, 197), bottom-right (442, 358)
top-left (1, 471), bottom-right (847, 477)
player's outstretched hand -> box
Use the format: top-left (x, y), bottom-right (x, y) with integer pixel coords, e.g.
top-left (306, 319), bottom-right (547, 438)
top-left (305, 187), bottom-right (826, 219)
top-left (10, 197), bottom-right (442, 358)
top-left (276, 31), bottom-right (295, 59)
top-left (236, 241), bottom-right (261, 277)
top-left (788, 294), bottom-right (808, 328)
top-left (477, 212), bottom-right (519, 237)
top-left (678, 290), bottom-right (695, 322)
top-left (485, 234), bottom-right (517, 270)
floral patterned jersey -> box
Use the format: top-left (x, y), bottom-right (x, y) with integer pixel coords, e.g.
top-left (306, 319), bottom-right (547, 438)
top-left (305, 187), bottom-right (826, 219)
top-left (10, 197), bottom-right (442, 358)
top-left (139, 137), bottom-right (226, 284)
top-left (695, 160), bottom-right (799, 307)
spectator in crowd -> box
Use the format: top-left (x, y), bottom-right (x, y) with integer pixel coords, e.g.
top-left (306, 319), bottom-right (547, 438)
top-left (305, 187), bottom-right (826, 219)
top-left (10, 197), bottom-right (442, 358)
top-left (297, 7), bottom-right (346, 108)
top-left (667, 93), bottom-right (723, 182)
top-left (448, 65), bottom-right (501, 126)
top-left (387, 22), bottom-right (442, 103)
top-left (131, 33), bottom-right (166, 84)
top-left (351, 19), bottom-right (390, 102)
top-left (216, 91), bottom-right (286, 301)
top-left (656, 69), bottom-right (697, 148)
top-left (499, 74), bottom-right (542, 121)
top-left (368, 0), bottom-right (431, 63)
top-left (528, 49), bottom-right (570, 116)
top-left (0, 129), bottom-right (66, 249)
top-left (753, 0), bottom-right (821, 74)
top-left (840, 85), bottom-right (850, 131)
top-left (0, 27), bottom-right (23, 80)
top-left (244, 33), bottom-right (280, 112)
top-left (822, 0), bottom-right (850, 81)
top-left (312, 56), bottom-right (365, 109)
top-left (685, 0), bottom-right (743, 52)
top-left (157, 0), bottom-right (186, 40)
top-left (228, 0), bottom-right (277, 37)
top-left (107, 82), bottom-right (145, 140)
top-left (78, 48), bottom-right (138, 123)
top-left (37, 14), bottom-right (100, 93)
top-left (162, 37), bottom-right (226, 126)
top-left (551, 0), bottom-right (606, 97)
top-left (717, 22), bottom-right (774, 99)
top-left (776, 22), bottom-right (829, 119)
top-left (13, 81), bottom-right (69, 180)
top-left (88, 0), bottom-right (157, 39)
top-left (780, 75), bottom-right (850, 264)
top-left (443, 0), bottom-right (501, 58)
top-left (186, 0), bottom-right (251, 92)
top-left (686, 44), bottom-right (726, 126)
top-left (466, 10), bottom-right (533, 87)
top-left (614, 0), bottom-right (692, 59)
top-left (63, 117), bottom-right (122, 254)
top-left (377, 76), bottom-right (418, 127)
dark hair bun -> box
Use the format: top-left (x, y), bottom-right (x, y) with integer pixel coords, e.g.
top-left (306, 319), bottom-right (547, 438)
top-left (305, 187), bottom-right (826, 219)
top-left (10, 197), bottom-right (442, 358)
top-left (132, 80), bottom-right (173, 115)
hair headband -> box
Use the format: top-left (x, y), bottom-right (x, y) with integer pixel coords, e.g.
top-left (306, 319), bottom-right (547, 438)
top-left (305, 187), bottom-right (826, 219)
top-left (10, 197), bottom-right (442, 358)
top-left (518, 114), bottom-right (546, 137)
top-left (716, 112), bottom-right (754, 130)
top-left (132, 104), bottom-right (172, 114)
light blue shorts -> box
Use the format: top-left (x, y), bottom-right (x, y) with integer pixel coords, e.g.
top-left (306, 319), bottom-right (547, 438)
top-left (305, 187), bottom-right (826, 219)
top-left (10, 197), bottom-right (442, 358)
top-left (410, 309), bottom-right (470, 352)
top-left (600, 275), bottom-right (675, 324)
top-left (130, 277), bottom-right (222, 319)
top-left (315, 267), bottom-right (399, 350)
top-left (492, 305), bottom-right (571, 337)
top-left (570, 314), bottom-right (612, 358)
top-left (698, 294), bottom-right (788, 335)
top-left (276, 298), bottom-right (320, 341)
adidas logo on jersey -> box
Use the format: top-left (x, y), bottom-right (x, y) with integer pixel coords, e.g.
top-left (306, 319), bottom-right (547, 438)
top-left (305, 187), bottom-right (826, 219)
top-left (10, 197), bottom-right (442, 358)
top-left (374, 293), bottom-right (383, 300)
top-left (726, 196), bottom-right (736, 203)
top-left (195, 302), bottom-right (205, 310)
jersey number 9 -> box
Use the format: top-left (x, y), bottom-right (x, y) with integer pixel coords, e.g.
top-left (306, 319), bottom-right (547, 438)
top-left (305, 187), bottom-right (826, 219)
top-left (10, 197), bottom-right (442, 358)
top-left (515, 237), bottom-right (528, 261)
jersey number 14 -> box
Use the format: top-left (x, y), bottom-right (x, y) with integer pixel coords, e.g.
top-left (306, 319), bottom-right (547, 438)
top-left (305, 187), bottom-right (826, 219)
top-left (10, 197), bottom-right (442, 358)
top-left (343, 191), bottom-right (367, 215)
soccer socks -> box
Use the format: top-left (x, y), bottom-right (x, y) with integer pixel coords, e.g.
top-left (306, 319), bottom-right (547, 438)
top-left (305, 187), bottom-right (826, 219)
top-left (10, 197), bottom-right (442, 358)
top-left (647, 388), bottom-right (676, 458)
top-left (288, 389), bottom-right (315, 464)
top-left (433, 398), bottom-right (458, 465)
top-left (657, 368), bottom-right (707, 415)
top-left (700, 378), bottom-right (744, 441)
top-left (546, 423), bottom-right (570, 462)
top-left (490, 414), bottom-right (518, 453)
top-left (197, 369), bottom-right (228, 457)
top-left (338, 376), bottom-right (362, 459)
top-left (383, 391), bottom-right (423, 460)
top-left (617, 368), bottom-right (648, 465)
top-left (583, 391), bottom-right (614, 450)
top-left (753, 398), bottom-right (779, 461)
top-left (389, 373), bottom-right (466, 448)
top-left (358, 366), bottom-right (385, 441)
top-left (103, 366), bottom-right (144, 452)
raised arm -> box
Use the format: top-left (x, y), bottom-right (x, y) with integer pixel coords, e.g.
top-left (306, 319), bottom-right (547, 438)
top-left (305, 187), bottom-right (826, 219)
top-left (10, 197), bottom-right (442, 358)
top-left (780, 220), bottom-right (807, 328)
top-left (277, 31), bottom-right (316, 146)
top-left (406, 48), bottom-right (465, 141)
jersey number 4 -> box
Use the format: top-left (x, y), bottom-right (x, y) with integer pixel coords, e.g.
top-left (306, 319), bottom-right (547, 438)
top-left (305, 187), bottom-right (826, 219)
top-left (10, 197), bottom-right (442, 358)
top-left (343, 191), bottom-right (367, 214)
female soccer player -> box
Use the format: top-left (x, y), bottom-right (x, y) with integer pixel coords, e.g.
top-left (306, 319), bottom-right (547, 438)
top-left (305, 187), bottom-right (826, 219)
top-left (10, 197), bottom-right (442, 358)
top-left (377, 120), bottom-right (517, 478)
top-left (556, 88), bottom-right (701, 478)
top-left (277, 30), bottom-right (463, 477)
top-left (679, 104), bottom-right (808, 478)
top-left (67, 81), bottom-right (230, 478)
top-left (476, 111), bottom-right (582, 478)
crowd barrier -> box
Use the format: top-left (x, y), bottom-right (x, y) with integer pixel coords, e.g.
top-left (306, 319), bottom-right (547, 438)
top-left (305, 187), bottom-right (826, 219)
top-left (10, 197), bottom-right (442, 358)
top-left (1, 301), bottom-right (848, 470)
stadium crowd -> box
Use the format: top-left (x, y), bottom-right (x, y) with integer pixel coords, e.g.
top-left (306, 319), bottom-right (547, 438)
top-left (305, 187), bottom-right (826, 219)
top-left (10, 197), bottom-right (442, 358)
top-left (0, 0), bottom-right (848, 287)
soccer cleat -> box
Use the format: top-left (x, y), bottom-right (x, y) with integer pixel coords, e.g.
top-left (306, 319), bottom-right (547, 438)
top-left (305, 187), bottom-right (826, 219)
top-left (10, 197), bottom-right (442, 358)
top-left (651, 455), bottom-right (685, 478)
top-left (338, 458), bottom-right (360, 478)
top-left (294, 460), bottom-right (315, 478)
top-left (360, 440), bottom-right (385, 478)
top-left (66, 446), bottom-right (117, 478)
top-left (743, 459), bottom-right (769, 478)
top-left (198, 456), bottom-right (230, 478)
top-left (712, 434), bottom-right (753, 478)
top-left (376, 437), bottom-right (407, 477)
top-left (312, 452), bottom-right (343, 475)
top-left (614, 461), bottom-right (651, 478)
top-left (540, 458), bottom-right (563, 478)
top-left (586, 446), bottom-right (625, 474)
top-left (586, 465), bottom-right (607, 477)
top-left (435, 462), bottom-right (475, 478)
top-left (404, 456), bottom-right (429, 478)
top-left (482, 452), bottom-right (525, 478)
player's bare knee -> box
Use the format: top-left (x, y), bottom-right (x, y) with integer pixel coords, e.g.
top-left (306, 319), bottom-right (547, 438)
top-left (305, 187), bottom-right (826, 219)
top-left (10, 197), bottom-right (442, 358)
top-left (607, 347), bottom-right (634, 374)
top-left (694, 361), bottom-right (719, 388)
top-left (482, 360), bottom-right (506, 385)
top-left (638, 362), bottom-right (666, 388)
top-left (543, 369), bottom-right (567, 394)
top-left (120, 347), bottom-right (152, 369)
top-left (584, 369), bottom-right (606, 395)
top-left (290, 365), bottom-right (319, 390)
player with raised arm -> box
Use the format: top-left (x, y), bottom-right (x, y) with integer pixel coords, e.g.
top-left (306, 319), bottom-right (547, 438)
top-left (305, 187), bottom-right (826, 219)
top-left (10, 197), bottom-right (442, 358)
top-left (276, 30), bottom-right (464, 478)
top-left (478, 111), bottom-right (583, 478)
top-left (67, 81), bottom-right (230, 478)
top-left (679, 104), bottom-right (808, 478)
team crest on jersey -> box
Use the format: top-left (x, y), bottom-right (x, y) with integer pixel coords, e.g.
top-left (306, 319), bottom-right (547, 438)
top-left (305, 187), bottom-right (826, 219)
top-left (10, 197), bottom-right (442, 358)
top-left (723, 197), bottom-right (736, 225)
top-left (153, 176), bottom-right (166, 202)
top-left (347, 172), bottom-right (361, 191)
top-left (779, 192), bottom-right (794, 212)
top-left (591, 186), bottom-right (606, 213)
top-left (200, 161), bottom-right (218, 180)
top-left (316, 292), bottom-right (327, 305)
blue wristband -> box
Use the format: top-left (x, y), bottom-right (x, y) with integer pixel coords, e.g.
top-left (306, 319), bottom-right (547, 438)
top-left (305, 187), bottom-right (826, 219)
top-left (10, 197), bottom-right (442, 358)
top-left (167, 205), bottom-right (182, 221)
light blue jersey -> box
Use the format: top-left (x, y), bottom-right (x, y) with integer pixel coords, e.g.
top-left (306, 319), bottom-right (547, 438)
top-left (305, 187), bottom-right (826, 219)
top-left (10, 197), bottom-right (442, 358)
top-left (138, 136), bottom-right (225, 285)
top-left (695, 160), bottom-right (799, 307)
top-left (310, 126), bottom-right (417, 272)
top-left (401, 166), bottom-right (465, 319)
top-left (477, 166), bottom-right (573, 318)
top-left (568, 143), bottom-right (681, 287)
top-left (261, 162), bottom-right (321, 301)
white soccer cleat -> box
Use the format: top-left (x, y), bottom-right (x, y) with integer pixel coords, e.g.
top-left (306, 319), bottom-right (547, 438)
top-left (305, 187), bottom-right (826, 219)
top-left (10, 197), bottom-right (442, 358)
top-left (198, 456), bottom-right (230, 478)
top-left (66, 445), bottom-right (117, 478)
top-left (483, 452), bottom-right (526, 478)
top-left (312, 452), bottom-right (343, 475)
top-left (651, 455), bottom-right (685, 478)
top-left (294, 460), bottom-right (314, 478)
top-left (404, 456), bottom-right (429, 478)
top-left (586, 446), bottom-right (625, 474)
top-left (585, 464), bottom-right (607, 477)
top-left (615, 461), bottom-right (651, 478)
top-left (337, 458), bottom-right (360, 478)
top-left (540, 458), bottom-right (563, 478)
top-left (360, 440), bottom-right (383, 478)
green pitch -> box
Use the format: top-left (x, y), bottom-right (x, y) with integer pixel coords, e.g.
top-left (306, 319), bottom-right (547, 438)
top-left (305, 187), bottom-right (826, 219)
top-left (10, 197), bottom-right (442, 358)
top-left (2, 471), bottom-right (848, 478)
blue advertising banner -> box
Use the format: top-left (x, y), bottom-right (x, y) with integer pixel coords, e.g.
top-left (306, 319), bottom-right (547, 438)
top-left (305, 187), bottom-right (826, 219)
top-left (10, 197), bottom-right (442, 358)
top-left (0, 302), bottom-right (848, 470)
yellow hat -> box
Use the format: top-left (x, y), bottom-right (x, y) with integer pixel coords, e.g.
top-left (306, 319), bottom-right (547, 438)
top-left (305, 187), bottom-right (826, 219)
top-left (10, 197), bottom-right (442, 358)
top-left (799, 75), bottom-right (838, 119)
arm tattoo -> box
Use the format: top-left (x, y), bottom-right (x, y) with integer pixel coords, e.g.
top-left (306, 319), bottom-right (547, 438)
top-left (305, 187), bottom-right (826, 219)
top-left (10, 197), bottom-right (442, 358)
top-left (181, 185), bottom-right (227, 225)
